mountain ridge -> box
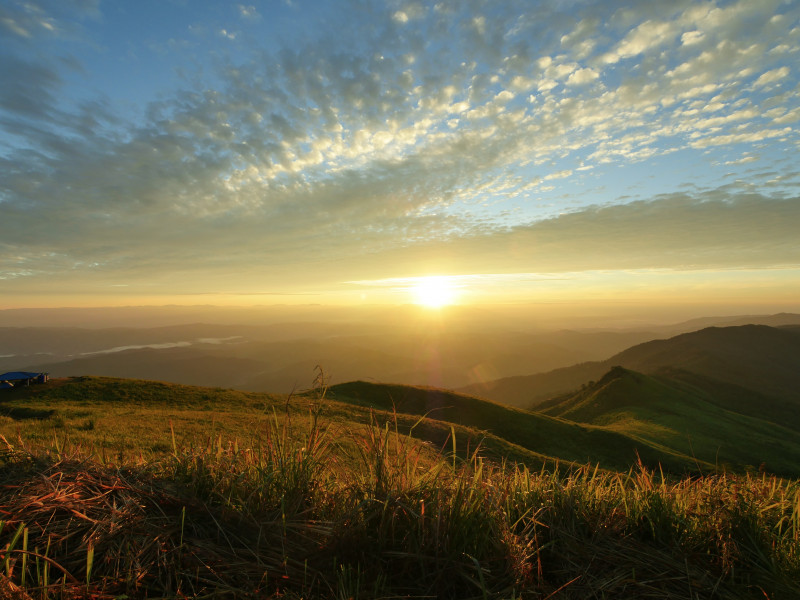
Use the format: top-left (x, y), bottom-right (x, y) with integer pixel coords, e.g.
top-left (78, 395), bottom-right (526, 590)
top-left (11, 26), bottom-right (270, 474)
top-left (460, 324), bottom-right (800, 409)
top-left (537, 366), bottom-right (800, 477)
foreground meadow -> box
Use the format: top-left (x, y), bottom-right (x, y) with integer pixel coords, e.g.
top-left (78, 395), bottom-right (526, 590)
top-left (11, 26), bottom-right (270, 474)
top-left (0, 378), bottom-right (798, 599)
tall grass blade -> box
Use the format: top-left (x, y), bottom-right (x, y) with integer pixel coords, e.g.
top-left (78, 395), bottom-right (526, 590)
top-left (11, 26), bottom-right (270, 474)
top-left (180, 505), bottom-right (186, 549)
top-left (170, 419), bottom-right (177, 457)
top-left (20, 527), bottom-right (28, 586)
top-left (85, 543), bottom-right (94, 586)
top-left (451, 425), bottom-right (456, 470)
top-left (3, 522), bottom-right (25, 578)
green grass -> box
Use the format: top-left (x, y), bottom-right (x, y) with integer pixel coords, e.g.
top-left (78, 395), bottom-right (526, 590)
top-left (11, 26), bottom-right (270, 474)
top-left (541, 367), bottom-right (800, 478)
top-left (0, 376), bottom-right (798, 598)
top-left (328, 380), bottom-right (716, 473)
top-left (0, 377), bottom-right (287, 461)
top-left (0, 376), bottom-right (551, 468)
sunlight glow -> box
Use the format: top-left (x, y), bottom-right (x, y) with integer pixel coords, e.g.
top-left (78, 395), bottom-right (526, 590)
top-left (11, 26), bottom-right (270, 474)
top-left (410, 276), bottom-right (458, 308)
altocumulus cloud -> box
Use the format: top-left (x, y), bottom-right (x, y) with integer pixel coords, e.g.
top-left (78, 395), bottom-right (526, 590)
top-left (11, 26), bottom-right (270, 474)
top-left (0, 0), bottom-right (798, 296)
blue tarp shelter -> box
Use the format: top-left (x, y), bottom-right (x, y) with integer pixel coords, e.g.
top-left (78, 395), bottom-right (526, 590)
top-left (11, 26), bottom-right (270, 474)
top-left (0, 372), bottom-right (49, 387)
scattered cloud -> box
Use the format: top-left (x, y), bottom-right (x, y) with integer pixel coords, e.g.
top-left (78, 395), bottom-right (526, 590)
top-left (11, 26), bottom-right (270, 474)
top-left (238, 4), bottom-right (260, 21)
top-left (602, 13), bottom-right (688, 65)
top-left (566, 68), bottom-right (599, 86)
top-left (386, 191), bottom-right (800, 277)
top-left (543, 170), bottom-right (573, 181)
top-left (681, 30), bottom-right (704, 46)
top-left (751, 66), bottom-right (790, 88)
top-left (0, 0), bottom-right (99, 41)
top-left (724, 155), bottom-right (758, 166)
top-left (0, 0), bottom-right (798, 298)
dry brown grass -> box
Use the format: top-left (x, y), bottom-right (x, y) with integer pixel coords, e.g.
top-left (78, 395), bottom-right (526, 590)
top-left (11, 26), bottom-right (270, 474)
top-left (0, 406), bottom-right (798, 599)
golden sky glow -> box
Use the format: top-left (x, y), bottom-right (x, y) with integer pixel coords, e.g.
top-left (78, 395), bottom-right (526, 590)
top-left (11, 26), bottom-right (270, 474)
top-left (1, 1), bottom-right (799, 313)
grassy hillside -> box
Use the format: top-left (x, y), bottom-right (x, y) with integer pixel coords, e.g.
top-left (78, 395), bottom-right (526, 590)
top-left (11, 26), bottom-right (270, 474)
top-left (460, 361), bottom-right (610, 408)
top-left (0, 376), bottom-right (543, 468)
top-left (328, 380), bottom-right (708, 473)
top-left (0, 376), bottom-right (798, 599)
top-left (0, 376), bottom-right (701, 474)
top-left (6, 375), bottom-right (797, 479)
top-left (539, 367), bottom-right (800, 477)
top-left (610, 325), bottom-right (800, 401)
top-left (657, 367), bottom-right (800, 430)
top-left (462, 324), bottom-right (800, 409)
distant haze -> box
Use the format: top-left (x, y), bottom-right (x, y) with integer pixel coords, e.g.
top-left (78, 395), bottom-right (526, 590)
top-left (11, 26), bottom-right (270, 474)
top-left (2, 306), bottom-right (799, 395)
top-left (2, 303), bottom-right (800, 330)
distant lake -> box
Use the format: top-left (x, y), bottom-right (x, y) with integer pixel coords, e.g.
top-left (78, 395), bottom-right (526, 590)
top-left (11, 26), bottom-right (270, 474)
top-left (79, 336), bottom-right (243, 356)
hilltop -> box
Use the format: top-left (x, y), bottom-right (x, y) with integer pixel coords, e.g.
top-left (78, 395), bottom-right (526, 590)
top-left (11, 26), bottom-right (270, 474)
top-left (461, 324), bottom-right (800, 409)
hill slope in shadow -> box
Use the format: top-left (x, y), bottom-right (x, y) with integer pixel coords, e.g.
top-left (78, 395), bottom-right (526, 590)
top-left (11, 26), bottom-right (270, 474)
top-left (328, 380), bottom-right (751, 475)
top-left (460, 325), bottom-right (800, 409)
top-left (538, 366), bottom-right (800, 477)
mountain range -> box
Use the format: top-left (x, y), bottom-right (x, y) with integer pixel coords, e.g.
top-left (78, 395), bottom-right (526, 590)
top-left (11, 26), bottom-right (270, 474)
top-left (0, 321), bottom-right (658, 392)
top-left (5, 312), bottom-right (800, 395)
top-left (3, 313), bottom-right (799, 477)
top-left (460, 323), bottom-right (800, 409)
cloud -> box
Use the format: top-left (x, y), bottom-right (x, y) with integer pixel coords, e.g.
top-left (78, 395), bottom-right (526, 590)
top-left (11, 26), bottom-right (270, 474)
top-left (724, 155), bottom-right (757, 166)
top-left (751, 67), bottom-right (790, 88)
top-left (566, 67), bottom-right (599, 86)
top-left (0, 1), bottom-right (59, 39)
top-left (690, 128), bottom-right (791, 149)
top-left (364, 190), bottom-right (800, 278)
top-left (543, 170), bottom-right (573, 181)
top-left (602, 19), bottom-right (678, 64)
top-left (1, 0), bottom-right (798, 295)
top-left (680, 30), bottom-right (704, 46)
top-left (559, 17), bottom-right (600, 60)
top-left (0, 0), bottom-right (99, 41)
top-left (0, 54), bottom-right (62, 120)
top-left (393, 2), bottom-right (425, 22)
top-left (238, 4), bottom-right (260, 21)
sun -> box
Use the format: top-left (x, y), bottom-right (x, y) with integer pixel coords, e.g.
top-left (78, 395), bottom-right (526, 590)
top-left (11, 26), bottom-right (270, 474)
top-left (410, 276), bottom-right (457, 308)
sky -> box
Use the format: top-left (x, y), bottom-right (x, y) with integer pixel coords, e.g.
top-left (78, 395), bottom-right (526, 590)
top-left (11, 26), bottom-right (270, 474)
top-left (1, 0), bottom-right (799, 312)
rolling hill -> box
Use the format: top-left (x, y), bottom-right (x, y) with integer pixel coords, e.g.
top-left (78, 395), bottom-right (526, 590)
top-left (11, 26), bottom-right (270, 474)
top-left (461, 324), bottom-right (800, 409)
top-left (326, 380), bottom-right (696, 472)
top-left (9, 314), bottom-right (798, 396)
top-left (3, 374), bottom-right (797, 478)
top-left (5, 320), bottom-right (800, 479)
top-left (659, 311), bottom-right (800, 335)
top-left (326, 377), bottom-right (800, 477)
top-left (537, 366), bottom-right (800, 477)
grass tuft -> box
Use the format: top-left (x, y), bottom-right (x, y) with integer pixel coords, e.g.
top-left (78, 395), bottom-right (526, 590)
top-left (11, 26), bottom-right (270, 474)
top-left (0, 390), bottom-right (798, 598)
